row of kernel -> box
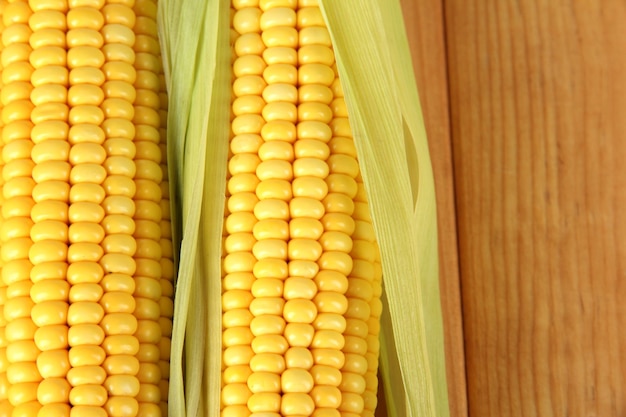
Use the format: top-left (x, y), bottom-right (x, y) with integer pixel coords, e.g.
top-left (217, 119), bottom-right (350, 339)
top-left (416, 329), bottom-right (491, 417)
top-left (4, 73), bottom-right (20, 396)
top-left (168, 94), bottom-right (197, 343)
top-left (259, 2), bottom-right (323, 417)
top-left (64, 2), bottom-right (110, 416)
top-left (1, 1), bottom-right (40, 415)
top-left (29, 0), bottom-right (75, 415)
top-left (221, 5), bottom-right (258, 417)
top-left (0, 0), bottom-right (10, 413)
top-left (330, 69), bottom-right (380, 417)
top-left (99, 1), bottom-right (142, 416)
top-left (157, 39), bottom-right (173, 417)
top-left (296, 3), bottom-right (349, 417)
top-left (131, 1), bottom-right (168, 415)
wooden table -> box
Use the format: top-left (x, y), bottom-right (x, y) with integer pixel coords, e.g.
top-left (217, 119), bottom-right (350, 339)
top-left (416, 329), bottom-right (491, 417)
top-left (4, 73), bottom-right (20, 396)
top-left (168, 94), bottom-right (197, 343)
top-left (401, 1), bottom-right (626, 416)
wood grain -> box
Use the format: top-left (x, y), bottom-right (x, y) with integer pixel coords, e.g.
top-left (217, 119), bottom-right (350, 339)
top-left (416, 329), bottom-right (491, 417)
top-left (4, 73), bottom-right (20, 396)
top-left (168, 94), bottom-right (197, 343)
top-left (400, 1), bottom-right (468, 416)
top-left (445, 1), bottom-right (626, 416)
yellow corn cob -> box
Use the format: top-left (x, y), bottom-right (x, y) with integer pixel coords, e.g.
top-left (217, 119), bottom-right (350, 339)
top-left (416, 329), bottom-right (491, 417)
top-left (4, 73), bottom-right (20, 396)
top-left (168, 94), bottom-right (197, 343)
top-left (222, 1), bottom-right (382, 416)
top-left (0, 2), bottom-right (9, 414)
top-left (0, 1), bottom-right (172, 416)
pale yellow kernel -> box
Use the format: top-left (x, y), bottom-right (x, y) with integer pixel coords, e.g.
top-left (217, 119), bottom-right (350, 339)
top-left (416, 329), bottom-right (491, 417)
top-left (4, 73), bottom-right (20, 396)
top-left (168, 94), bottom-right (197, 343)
top-left (229, 153), bottom-right (261, 175)
top-left (38, 377), bottom-right (71, 404)
top-left (256, 178), bottom-right (293, 201)
top-left (223, 251), bottom-right (256, 274)
top-left (29, 10), bottom-right (66, 31)
top-left (234, 55), bottom-right (267, 77)
top-left (342, 353), bottom-right (368, 376)
top-left (283, 277), bottom-right (317, 300)
top-left (298, 45), bottom-right (334, 66)
top-left (6, 340), bottom-right (39, 364)
top-left (363, 390), bottom-right (378, 413)
top-left (223, 345), bottom-right (255, 367)
top-left (283, 299), bottom-right (316, 324)
top-left (293, 159), bottom-right (329, 180)
top-left (310, 364), bottom-right (342, 386)
top-left (256, 159), bottom-right (293, 181)
top-left (340, 372), bottom-right (366, 394)
top-left (232, 95), bottom-right (265, 117)
top-left (299, 26), bottom-right (331, 47)
top-left (328, 138), bottom-right (357, 159)
top-left (223, 405), bottom-right (252, 417)
top-left (320, 231), bottom-right (353, 253)
top-left (339, 392), bottom-right (365, 414)
top-left (222, 272), bottom-right (256, 290)
top-left (262, 83), bottom-right (297, 104)
top-left (67, 301), bottom-right (104, 326)
top-left (247, 392), bottom-right (281, 413)
top-left (222, 308), bottom-right (252, 328)
top-left (30, 279), bottom-right (69, 303)
top-left (281, 393), bottom-right (314, 416)
top-left (29, 46), bottom-right (66, 69)
top-left (330, 98), bottom-right (348, 118)
top-left (249, 297), bottom-right (284, 316)
top-left (310, 386), bottom-right (341, 409)
top-left (70, 283), bottom-right (104, 303)
top-left (253, 199), bottom-right (289, 221)
top-left (34, 324), bottom-right (68, 351)
top-left (250, 315), bottom-right (285, 336)
top-left (100, 215), bottom-right (135, 237)
top-left (67, 28), bottom-right (103, 48)
top-left (322, 193), bottom-right (354, 215)
top-left (2, 100), bottom-right (34, 124)
top-left (101, 175), bottom-right (136, 198)
top-left (30, 84), bottom-right (67, 106)
top-left (321, 213), bottom-right (355, 235)
top-left (100, 312), bottom-right (138, 336)
top-left (67, 202), bottom-right (105, 224)
top-left (67, 365), bottom-right (107, 387)
top-left (261, 120), bottom-right (296, 142)
top-left (101, 43), bottom-right (134, 65)
top-left (262, 26), bottom-right (298, 48)
top-left (235, 33), bottom-right (265, 56)
top-left (8, 381), bottom-right (39, 404)
top-left (222, 289), bottom-right (254, 311)
top-left (342, 334), bottom-right (367, 355)
top-left (252, 334), bottom-right (288, 354)
top-left (28, 27), bottom-right (64, 48)
top-left (1, 80), bottom-right (33, 105)
top-left (223, 327), bottom-right (254, 348)
top-left (329, 118), bottom-right (352, 137)
top-left (69, 384), bottom-right (107, 407)
top-left (102, 61), bottom-right (136, 83)
top-left (344, 319), bottom-right (369, 338)
top-left (102, 334), bottom-right (140, 356)
top-left (260, 7), bottom-right (296, 30)
top-left (100, 292), bottom-right (135, 314)
top-left (3, 297), bottom-right (33, 321)
top-left (232, 114), bottom-right (265, 135)
top-left (314, 292), bottom-right (348, 315)
top-left (297, 121), bottom-right (332, 142)
top-left (222, 383), bottom-right (252, 407)
top-left (225, 233), bottom-right (257, 254)
top-left (67, 323), bottom-right (105, 347)
top-left (262, 101), bottom-right (297, 122)
top-left (298, 86), bottom-right (332, 105)
top-left (66, 7), bottom-right (104, 30)
top-left (246, 371), bottom-right (280, 394)
top-left (222, 365), bottom-right (252, 385)
top-left (288, 260), bottom-right (318, 278)
top-left (283, 323), bottom-right (314, 347)
top-left (252, 258), bottom-right (288, 279)
top-left (250, 278), bottom-right (283, 298)
top-left (27, 241), bottom-right (66, 266)
top-left (233, 8), bottom-right (262, 34)
top-left (285, 347), bottom-right (314, 369)
top-left (317, 251), bottom-right (353, 276)
top-left (263, 63), bottom-right (296, 85)
top-left (228, 172), bottom-right (261, 194)
top-left (289, 198), bottom-right (324, 219)
top-left (262, 46), bottom-right (298, 66)
top-left (249, 353), bottom-right (285, 374)
top-left (231, 134), bottom-right (263, 155)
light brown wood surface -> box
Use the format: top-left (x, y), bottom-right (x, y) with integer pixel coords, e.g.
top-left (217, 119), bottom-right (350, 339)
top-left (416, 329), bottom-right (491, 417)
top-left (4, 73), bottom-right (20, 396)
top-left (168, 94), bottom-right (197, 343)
top-left (403, 0), bottom-right (626, 416)
top-left (443, 1), bottom-right (626, 416)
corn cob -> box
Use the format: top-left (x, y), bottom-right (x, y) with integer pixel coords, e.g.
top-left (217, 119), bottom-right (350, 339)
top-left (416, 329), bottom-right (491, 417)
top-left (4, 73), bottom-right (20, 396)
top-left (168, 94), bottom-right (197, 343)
top-left (0, 1), bottom-right (172, 416)
top-left (222, 1), bottom-right (382, 416)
